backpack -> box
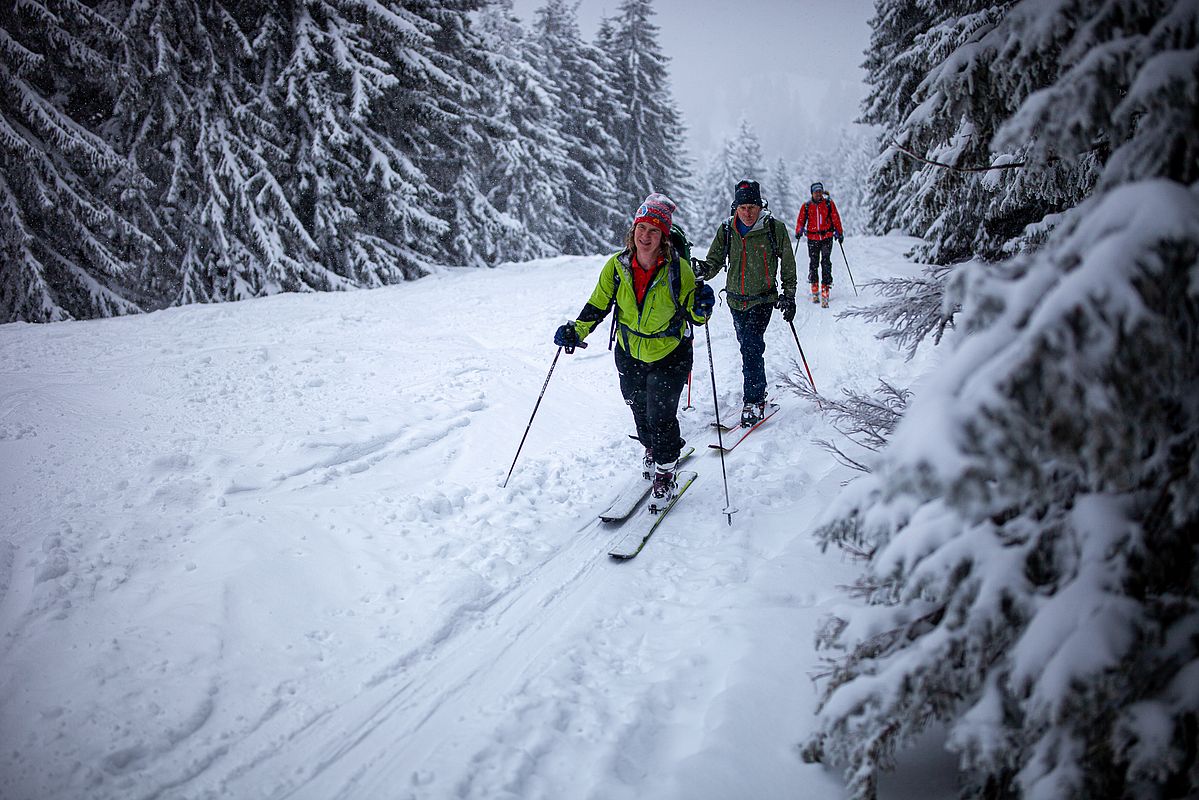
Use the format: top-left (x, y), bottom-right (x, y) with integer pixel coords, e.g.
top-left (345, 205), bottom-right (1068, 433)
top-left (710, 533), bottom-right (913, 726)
top-left (668, 223), bottom-right (692, 266)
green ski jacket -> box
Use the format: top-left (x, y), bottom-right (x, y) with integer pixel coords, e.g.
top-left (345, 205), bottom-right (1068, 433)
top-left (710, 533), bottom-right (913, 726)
top-left (699, 212), bottom-right (797, 311)
top-left (570, 249), bottom-right (709, 364)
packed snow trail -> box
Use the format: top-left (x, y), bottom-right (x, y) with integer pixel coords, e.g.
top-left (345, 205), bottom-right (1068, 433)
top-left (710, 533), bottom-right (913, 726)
top-left (0, 235), bottom-right (953, 799)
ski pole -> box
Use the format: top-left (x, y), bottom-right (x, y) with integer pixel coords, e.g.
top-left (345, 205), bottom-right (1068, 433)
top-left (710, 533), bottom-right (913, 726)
top-left (838, 240), bottom-right (859, 296)
top-left (786, 320), bottom-right (817, 392)
top-left (683, 370), bottom-right (694, 411)
top-left (502, 342), bottom-right (585, 488)
top-left (703, 305), bottom-right (736, 526)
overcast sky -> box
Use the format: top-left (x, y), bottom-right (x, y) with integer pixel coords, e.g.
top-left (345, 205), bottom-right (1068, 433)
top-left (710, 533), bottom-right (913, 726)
top-left (507, 0), bottom-right (877, 166)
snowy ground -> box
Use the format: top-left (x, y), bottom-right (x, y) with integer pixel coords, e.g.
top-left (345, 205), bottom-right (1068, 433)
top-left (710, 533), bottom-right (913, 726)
top-left (0, 235), bottom-right (953, 800)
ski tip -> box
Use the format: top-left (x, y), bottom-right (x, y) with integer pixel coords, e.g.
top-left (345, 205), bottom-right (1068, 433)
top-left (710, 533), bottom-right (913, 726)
top-left (708, 444), bottom-right (729, 451)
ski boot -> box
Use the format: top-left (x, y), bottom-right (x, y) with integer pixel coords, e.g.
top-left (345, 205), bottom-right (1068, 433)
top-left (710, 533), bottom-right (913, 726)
top-left (642, 447), bottom-right (654, 480)
top-left (820, 284), bottom-right (831, 308)
top-left (648, 461), bottom-right (678, 514)
top-left (741, 401), bottom-right (766, 428)
top-left (810, 282), bottom-right (820, 304)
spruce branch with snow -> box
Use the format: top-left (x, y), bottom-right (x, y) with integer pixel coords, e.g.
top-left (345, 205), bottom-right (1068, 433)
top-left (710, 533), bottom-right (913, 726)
top-left (836, 264), bottom-right (959, 359)
top-left (785, 377), bottom-right (910, 474)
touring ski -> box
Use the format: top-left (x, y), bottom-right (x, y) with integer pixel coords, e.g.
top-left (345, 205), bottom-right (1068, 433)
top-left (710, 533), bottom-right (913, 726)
top-left (709, 403), bottom-right (780, 434)
top-left (608, 470), bottom-right (699, 559)
top-left (598, 446), bottom-right (695, 523)
top-left (708, 404), bottom-right (780, 453)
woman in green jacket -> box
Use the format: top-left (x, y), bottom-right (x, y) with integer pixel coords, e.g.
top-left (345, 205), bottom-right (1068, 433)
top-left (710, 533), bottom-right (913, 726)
top-left (554, 193), bottom-right (715, 510)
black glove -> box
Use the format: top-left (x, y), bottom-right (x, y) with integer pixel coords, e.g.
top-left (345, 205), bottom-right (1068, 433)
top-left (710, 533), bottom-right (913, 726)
top-left (776, 294), bottom-right (796, 322)
top-left (693, 283), bottom-right (715, 318)
top-left (554, 322), bottom-right (581, 352)
top-left (834, 231), bottom-right (844, 243)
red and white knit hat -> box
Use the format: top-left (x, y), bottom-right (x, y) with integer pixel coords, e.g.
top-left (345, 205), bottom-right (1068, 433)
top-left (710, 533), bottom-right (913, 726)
top-left (633, 193), bottom-right (676, 236)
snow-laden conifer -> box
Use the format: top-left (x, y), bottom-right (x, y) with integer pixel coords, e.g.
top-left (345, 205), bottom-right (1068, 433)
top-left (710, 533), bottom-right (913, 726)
top-left (110, 1), bottom-right (334, 306)
top-left (599, 0), bottom-right (691, 225)
top-left (806, 3), bottom-right (1199, 797)
top-left (471, 1), bottom-right (570, 263)
top-left (394, 0), bottom-right (523, 268)
top-left (769, 157), bottom-right (800, 229)
top-left (695, 139), bottom-right (739, 236)
top-left (274, 0), bottom-right (442, 282)
top-left (694, 118), bottom-right (767, 237)
top-left (531, 0), bottom-right (627, 253)
top-left (0, 0), bottom-right (150, 322)
top-left (821, 125), bottom-right (879, 237)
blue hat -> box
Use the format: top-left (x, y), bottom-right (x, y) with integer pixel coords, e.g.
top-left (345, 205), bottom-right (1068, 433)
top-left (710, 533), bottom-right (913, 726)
top-left (810, 182), bottom-right (824, 193)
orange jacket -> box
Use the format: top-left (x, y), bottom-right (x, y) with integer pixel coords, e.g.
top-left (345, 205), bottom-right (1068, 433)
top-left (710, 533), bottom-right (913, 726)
top-left (796, 196), bottom-right (843, 241)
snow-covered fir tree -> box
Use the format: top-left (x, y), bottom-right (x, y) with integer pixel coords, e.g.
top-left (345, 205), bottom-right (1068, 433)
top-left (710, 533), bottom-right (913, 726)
top-left (804, 3), bottom-right (1199, 798)
top-left (0, 0), bottom-right (150, 322)
top-left (769, 157), bottom-right (800, 230)
top-left (531, 0), bottom-right (627, 254)
top-left (857, 0), bottom-right (935, 239)
top-left (110, 0), bottom-right (334, 306)
top-left (274, 0), bottom-right (453, 281)
top-left (470, 0), bottom-right (570, 262)
top-left (694, 139), bottom-right (738, 237)
top-left (598, 0), bottom-right (691, 229)
top-left (694, 118), bottom-right (768, 238)
top-left (727, 116), bottom-right (765, 183)
top-left (861, 0), bottom-right (1096, 266)
top-left (402, 0), bottom-right (530, 268)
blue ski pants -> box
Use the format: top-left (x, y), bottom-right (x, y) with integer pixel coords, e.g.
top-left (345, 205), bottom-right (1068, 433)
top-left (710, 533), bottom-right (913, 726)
top-left (729, 301), bottom-right (774, 405)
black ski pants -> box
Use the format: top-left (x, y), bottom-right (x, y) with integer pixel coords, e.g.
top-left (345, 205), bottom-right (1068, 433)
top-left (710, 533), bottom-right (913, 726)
top-left (615, 338), bottom-right (692, 466)
top-left (807, 238), bottom-right (834, 286)
top-left (729, 301), bottom-right (774, 405)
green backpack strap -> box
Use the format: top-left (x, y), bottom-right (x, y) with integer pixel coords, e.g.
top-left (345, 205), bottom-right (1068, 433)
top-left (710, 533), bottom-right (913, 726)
top-left (608, 234), bottom-right (691, 350)
top-left (765, 216), bottom-right (780, 263)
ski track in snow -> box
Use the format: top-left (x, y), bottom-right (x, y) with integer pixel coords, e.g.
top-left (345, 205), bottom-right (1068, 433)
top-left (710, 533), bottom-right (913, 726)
top-left (0, 237), bottom-right (949, 800)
